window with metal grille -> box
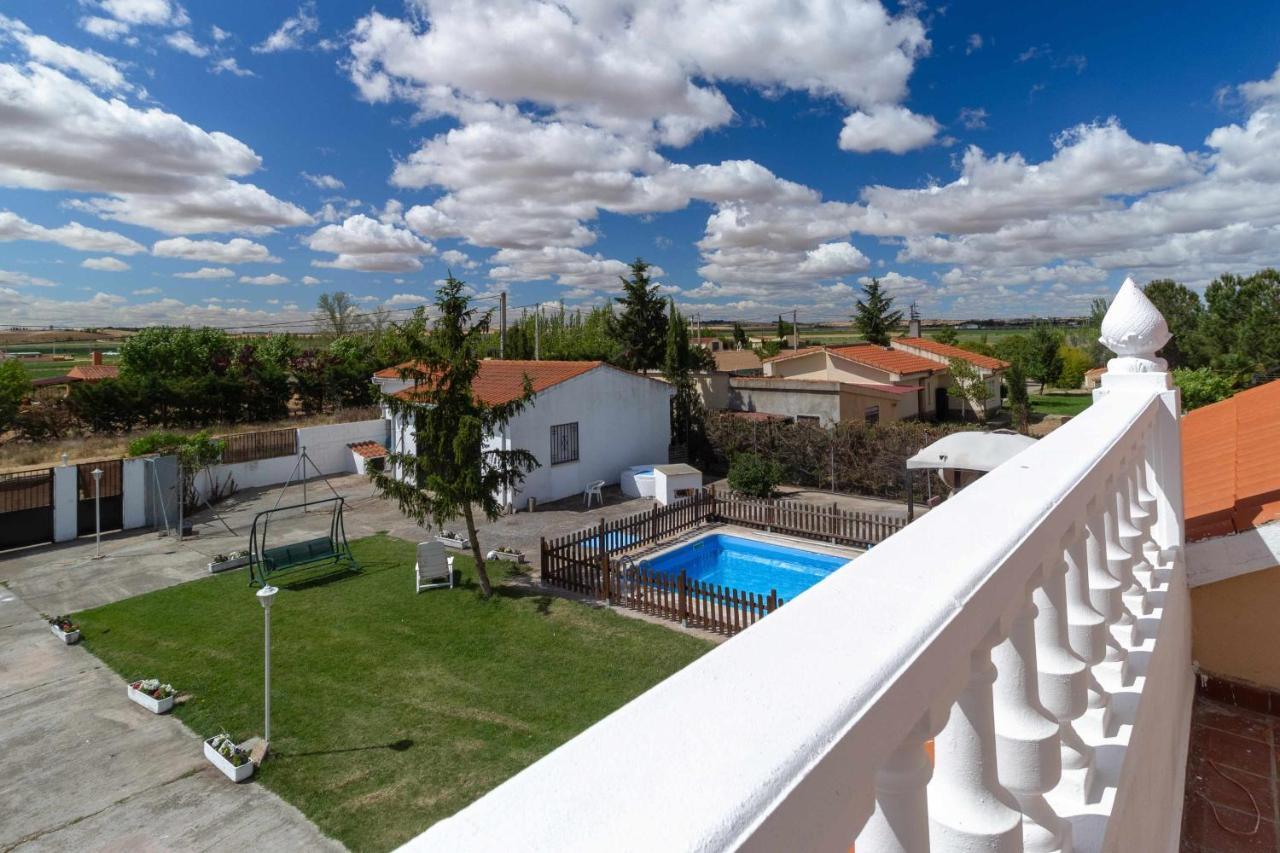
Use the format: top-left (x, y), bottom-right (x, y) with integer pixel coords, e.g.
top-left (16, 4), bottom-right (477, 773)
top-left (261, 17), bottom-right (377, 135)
top-left (550, 422), bottom-right (579, 465)
top-left (864, 405), bottom-right (880, 424)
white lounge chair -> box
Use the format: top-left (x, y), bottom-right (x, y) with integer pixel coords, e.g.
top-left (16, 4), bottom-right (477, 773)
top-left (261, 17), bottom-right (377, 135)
top-left (415, 541), bottom-right (454, 592)
top-left (583, 480), bottom-right (605, 508)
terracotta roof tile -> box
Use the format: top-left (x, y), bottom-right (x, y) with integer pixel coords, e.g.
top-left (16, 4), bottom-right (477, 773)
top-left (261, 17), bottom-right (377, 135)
top-left (893, 337), bottom-right (1010, 371)
top-left (66, 364), bottom-right (119, 381)
top-left (1183, 380), bottom-right (1280, 541)
top-left (827, 344), bottom-right (943, 376)
top-left (348, 441), bottom-right (388, 459)
top-left (384, 359), bottom-right (608, 406)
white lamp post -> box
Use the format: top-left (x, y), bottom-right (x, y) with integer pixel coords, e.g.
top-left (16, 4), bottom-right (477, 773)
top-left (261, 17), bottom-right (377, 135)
top-left (91, 468), bottom-right (103, 560)
top-left (257, 585), bottom-right (278, 750)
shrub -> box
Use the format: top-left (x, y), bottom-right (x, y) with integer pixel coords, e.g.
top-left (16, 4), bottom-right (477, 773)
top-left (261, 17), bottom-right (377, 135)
top-left (1057, 345), bottom-right (1093, 390)
top-left (727, 452), bottom-right (784, 498)
top-left (1173, 367), bottom-right (1235, 411)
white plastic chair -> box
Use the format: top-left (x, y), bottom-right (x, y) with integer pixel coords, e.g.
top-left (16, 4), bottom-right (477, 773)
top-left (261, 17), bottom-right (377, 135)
top-left (415, 541), bottom-right (454, 592)
top-left (583, 480), bottom-right (606, 508)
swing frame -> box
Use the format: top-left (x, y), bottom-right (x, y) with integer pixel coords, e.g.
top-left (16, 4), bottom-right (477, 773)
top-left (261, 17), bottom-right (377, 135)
top-left (247, 496), bottom-right (359, 587)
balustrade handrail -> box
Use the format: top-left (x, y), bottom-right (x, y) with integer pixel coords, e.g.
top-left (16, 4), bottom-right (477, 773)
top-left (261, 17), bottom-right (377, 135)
top-left (405, 380), bottom-right (1180, 852)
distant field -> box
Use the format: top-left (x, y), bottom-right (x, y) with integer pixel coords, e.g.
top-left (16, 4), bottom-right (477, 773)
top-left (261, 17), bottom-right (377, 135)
top-left (703, 326), bottom-right (1042, 347)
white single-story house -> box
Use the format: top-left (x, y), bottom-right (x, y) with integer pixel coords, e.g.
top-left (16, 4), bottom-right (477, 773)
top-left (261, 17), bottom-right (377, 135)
top-left (373, 359), bottom-right (674, 510)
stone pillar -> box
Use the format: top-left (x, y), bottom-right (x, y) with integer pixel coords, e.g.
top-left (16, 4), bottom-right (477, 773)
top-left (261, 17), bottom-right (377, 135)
top-left (53, 463), bottom-right (78, 543)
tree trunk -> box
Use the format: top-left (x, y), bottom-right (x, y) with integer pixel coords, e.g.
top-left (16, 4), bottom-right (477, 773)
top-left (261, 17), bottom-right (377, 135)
top-left (462, 502), bottom-right (493, 598)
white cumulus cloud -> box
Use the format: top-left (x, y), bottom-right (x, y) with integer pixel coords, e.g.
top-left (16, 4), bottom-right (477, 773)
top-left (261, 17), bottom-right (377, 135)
top-left (152, 237), bottom-right (279, 264)
top-left (81, 256), bottom-right (130, 271)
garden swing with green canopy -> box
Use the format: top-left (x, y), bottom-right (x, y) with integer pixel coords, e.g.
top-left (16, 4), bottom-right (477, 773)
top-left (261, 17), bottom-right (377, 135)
top-left (247, 496), bottom-right (358, 587)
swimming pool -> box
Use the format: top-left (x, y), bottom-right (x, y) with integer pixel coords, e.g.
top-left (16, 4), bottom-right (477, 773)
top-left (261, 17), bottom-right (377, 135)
top-left (639, 533), bottom-right (851, 601)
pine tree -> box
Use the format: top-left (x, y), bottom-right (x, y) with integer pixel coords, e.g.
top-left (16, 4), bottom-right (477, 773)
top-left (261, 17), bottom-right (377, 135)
top-left (663, 300), bottom-right (704, 456)
top-left (1006, 360), bottom-right (1030, 433)
top-left (853, 278), bottom-right (904, 346)
top-left (370, 277), bottom-right (540, 598)
top-left (610, 258), bottom-right (668, 370)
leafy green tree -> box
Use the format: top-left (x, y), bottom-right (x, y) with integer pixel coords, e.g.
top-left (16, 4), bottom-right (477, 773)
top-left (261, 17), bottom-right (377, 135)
top-left (1143, 279), bottom-right (1206, 369)
top-left (1173, 367), bottom-right (1235, 411)
top-left (663, 301), bottom-right (707, 455)
top-left (0, 360), bottom-right (32, 432)
top-left (1056, 345), bottom-right (1093, 390)
top-left (732, 322), bottom-right (748, 348)
top-left (1027, 323), bottom-right (1064, 392)
top-left (946, 357), bottom-right (989, 422)
top-left (1200, 269), bottom-right (1280, 379)
top-left (370, 277), bottom-right (539, 599)
top-left (1005, 360), bottom-right (1030, 433)
top-left (993, 334), bottom-right (1032, 367)
top-left (119, 326), bottom-right (234, 380)
top-left (728, 452), bottom-right (784, 498)
top-left (609, 258), bottom-right (668, 370)
top-left (932, 326), bottom-right (959, 345)
top-left (853, 278), bottom-right (903, 346)
top-left (776, 315), bottom-right (794, 343)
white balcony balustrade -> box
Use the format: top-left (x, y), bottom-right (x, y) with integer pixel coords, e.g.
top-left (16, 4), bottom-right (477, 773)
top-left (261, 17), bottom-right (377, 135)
top-left (400, 278), bottom-right (1193, 853)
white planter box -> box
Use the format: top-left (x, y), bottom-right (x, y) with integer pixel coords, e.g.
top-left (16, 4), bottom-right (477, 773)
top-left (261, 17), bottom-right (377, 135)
top-left (492, 551), bottom-right (526, 564)
top-left (128, 683), bottom-right (175, 714)
top-left (208, 555), bottom-right (250, 574)
top-left (50, 624), bottom-right (80, 645)
top-left (436, 536), bottom-right (469, 549)
top-left (204, 738), bottom-right (255, 782)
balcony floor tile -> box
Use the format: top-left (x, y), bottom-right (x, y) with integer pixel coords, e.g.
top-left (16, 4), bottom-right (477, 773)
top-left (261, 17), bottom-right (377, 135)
top-left (1182, 697), bottom-right (1280, 852)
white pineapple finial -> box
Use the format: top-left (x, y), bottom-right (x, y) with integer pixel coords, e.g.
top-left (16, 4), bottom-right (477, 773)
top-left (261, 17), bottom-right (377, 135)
top-left (1099, 277), bottom-right (1170, 374)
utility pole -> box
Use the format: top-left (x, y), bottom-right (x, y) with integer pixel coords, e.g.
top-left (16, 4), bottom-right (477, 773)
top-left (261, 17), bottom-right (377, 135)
top-left (499, 291), bottom-right (507, 358)
top-left (791, 309), bottom-right (798, 351)
top-left (534, 307), bottom-right (541, 360)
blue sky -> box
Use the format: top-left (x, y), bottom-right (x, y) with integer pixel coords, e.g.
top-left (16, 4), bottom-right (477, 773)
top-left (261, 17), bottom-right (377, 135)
top-left (1, 0), bottom-right (1278, 330)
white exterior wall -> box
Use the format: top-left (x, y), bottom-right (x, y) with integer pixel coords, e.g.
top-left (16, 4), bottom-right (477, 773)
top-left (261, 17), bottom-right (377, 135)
top-left (52, 464), bottom-right (77, 543)
top-left (501, 369), bottom-right (672, 507)
top-left (122, 457), bottom-right (148, 530)
top-left (193, 418), bottom-right (388, 500)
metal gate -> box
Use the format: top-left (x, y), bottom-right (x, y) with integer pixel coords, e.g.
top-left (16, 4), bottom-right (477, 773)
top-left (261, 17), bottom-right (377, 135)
top-left (0, 468), bottom-right (55, 550)
top-left (77, 459), bottom-right (123, 537)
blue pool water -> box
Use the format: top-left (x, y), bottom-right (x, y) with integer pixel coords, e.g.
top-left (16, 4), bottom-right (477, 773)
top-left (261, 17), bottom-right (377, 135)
top-left (639, 534), bottom-right (850, 601)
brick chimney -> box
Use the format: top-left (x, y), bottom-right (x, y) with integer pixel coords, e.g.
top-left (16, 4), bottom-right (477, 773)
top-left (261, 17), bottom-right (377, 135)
top-left (91, 350), bottom-right (103, 366)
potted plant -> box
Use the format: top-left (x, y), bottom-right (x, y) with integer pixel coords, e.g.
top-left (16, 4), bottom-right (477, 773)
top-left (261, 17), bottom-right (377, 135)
top-left (435, 528), bottom-right (470, 548)
top-left (488, 546), bottom-right (526, 564)
top-left (48, 615), bottom-right (80, 644)
top-left (127, 678), bottom-right (176, 714)
top-left (208, 549), bottom-right (251, 574)
top-left (204, 732), bottom-right (255, 782)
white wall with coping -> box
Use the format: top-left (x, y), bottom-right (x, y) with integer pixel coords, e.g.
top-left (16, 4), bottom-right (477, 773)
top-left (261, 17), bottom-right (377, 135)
top-left (1185, 521), bottom-right (1280, 588)
top-left (193, 418), bottom-right (388, 501)
top-left (52, 464), bottom-right (77, 542)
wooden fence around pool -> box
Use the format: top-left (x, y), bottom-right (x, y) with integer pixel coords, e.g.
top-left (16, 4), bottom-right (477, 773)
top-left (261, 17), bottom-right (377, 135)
top-left (539, 488), bottom-right (906, 636)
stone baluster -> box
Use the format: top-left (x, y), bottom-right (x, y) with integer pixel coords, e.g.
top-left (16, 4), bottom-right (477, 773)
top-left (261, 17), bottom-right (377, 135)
top-left (1103, 475), bottom-right (1148, 641)
top-left (1084, 501), bottom-right (1131, 680)
top-left (992, 573), bottom-right (1071, 852)
top-left (858, 706), bottom-right (948, 853)
top-left (1122, 464), bottom-right (1157, 592)
top-left (1062, 525), bottom-right (1113, 743)
top-left (929, 625), bottom-right (1023, 852)
top-left (1033, 536), bottom-right (1094, 801)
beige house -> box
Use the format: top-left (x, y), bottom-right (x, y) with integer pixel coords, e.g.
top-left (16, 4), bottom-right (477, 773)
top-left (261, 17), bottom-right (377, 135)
top-left (758, 344), bottom-right (948, 422)
top-left (890, 337), bottom-right (1009, 418)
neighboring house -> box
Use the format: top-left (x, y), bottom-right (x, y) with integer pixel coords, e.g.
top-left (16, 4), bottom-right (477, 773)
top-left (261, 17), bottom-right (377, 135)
top-left (66, 364), bottom-right (119, 382)
top-left (691, 337), bottom-right (722, 352)
top-left (29, 374), bottom-right (82, 401)
top-left (1182, 381), bottom-right (1280, 694)
top-left (890, 337), bottom-right (1009, 417)
top-left (1083, 366), bottom-right (1107, 389)
top-left (747, 343), bottom-right (948, 424)
top-left (373, 359), bottom-right (674, 510)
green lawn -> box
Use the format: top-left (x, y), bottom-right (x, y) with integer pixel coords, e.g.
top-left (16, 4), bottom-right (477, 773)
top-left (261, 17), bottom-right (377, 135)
top-left (1026, 393), bottom-right (1093, 416)
top-left (75, 535), bottom-right (712, 851)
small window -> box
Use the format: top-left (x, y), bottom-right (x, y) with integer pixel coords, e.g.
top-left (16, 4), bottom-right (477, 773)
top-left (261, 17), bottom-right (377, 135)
top-left (550, 422), bottom-right (580, 465)
top-left (864, 405), bottom-right (880, 424)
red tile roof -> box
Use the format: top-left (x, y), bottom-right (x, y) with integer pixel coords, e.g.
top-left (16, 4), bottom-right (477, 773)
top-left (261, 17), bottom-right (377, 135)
top-left (66, 364), bottom-right (119, 381)
top-left (383, 359), bottom-right (609, 406)
top-left (827, 344), bottom-right (943, 376)
top-left (893, 337), bottom-right (1010, 371)
top-left (348, 441), bottom-right (388, 459)
top-left (1183, 380), bottom-right (1280, 542)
